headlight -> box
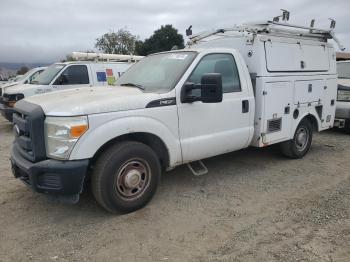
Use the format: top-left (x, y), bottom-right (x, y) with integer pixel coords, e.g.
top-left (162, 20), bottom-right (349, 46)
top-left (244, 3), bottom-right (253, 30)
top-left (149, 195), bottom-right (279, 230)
top-left (337, 89), bottom-right (350, 102)
top-left (45, 116), bottom-right (89, 160)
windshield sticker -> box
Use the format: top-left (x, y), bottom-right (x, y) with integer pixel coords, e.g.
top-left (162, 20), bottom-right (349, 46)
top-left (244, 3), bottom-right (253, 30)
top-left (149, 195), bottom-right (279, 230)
top-left (168, 54), bottom-right (188, 60)
top-left (96, 72), bottom-right (107, 82)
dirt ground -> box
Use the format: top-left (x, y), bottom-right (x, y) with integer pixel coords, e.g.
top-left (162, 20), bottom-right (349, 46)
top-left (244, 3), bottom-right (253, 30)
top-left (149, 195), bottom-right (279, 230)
top-left (0, 115), bottom-right (350, 262)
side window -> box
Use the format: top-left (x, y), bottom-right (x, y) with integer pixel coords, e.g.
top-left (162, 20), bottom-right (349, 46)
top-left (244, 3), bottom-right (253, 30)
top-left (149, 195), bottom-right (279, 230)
top-left (29, 70), bottom-right (43, 82)
top-left (188, 53), bottom-right (241, 93)
top-left (57, 65), bottom-right (89, 85)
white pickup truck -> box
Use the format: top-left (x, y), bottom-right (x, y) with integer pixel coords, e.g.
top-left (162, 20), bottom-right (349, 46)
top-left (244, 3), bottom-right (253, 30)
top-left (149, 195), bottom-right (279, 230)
top-left (10, 17), bottom-right (341, 213)
top-left (335, 61), bottom-right (350, 133)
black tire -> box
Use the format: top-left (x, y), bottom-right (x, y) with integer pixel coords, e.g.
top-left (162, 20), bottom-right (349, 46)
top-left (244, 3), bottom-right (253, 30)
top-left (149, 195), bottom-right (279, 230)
top-left (91, 141), bottom-right (161, 213)
top-left (280, 119), bottom-right (313, 159)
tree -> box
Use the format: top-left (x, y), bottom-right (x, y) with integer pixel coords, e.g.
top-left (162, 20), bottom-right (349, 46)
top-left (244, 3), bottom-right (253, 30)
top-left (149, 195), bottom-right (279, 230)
top-left (95, 29), bottom-right (137, 55)
top-left (17, 66), bottom-right (29, 75)
top-left (135, 25), bottom-right (184, 56)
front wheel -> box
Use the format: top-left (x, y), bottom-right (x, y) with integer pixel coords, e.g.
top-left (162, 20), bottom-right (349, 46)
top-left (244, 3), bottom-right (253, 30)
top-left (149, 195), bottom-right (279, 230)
top-left (91, 141), bottom-right (161, 213)
top-left (280, 119), bottom-right (313, 159)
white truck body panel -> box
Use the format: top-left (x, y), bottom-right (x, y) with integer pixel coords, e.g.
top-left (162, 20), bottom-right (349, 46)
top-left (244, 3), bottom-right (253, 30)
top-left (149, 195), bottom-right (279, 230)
top-left (192, 32), bottom-right (337, 147)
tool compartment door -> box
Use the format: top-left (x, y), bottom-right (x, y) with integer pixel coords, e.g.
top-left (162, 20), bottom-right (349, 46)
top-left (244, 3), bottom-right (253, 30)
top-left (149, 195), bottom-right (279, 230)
top-left (321, 78), bottom-right (337, 128)
top-left (294, 79), bottom-right (324, 104)
top-left (263, 81), bottom-right (293, 143)
top-left (265, 41), bottom-right (329, 72)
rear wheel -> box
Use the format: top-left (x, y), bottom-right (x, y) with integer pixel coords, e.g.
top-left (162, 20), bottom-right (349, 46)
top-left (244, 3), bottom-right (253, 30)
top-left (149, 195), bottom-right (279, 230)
top-left (91, 141), bottom-right (161, 213)
top-left (280, 119), bottom-right (313, 159)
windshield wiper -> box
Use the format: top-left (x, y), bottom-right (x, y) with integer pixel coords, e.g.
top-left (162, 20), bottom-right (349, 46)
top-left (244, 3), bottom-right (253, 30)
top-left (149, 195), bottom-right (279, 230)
top-left (120, 83), bottom-right (145, 90)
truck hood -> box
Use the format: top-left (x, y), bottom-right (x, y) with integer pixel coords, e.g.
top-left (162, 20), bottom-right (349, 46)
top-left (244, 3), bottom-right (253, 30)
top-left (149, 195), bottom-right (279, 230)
top-left (3, 83), bottom-right (45, 96)
top-left (24, 86), bottom-right (162, 116)
top-left (1, 81), bottom-right (21, 89)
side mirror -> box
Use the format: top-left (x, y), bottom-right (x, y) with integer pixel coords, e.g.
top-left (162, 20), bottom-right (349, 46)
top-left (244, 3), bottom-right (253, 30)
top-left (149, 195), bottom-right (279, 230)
top-left (181, 73), bottom-right (223, 103)
top-left (200, 73), bottom-right (222, 103)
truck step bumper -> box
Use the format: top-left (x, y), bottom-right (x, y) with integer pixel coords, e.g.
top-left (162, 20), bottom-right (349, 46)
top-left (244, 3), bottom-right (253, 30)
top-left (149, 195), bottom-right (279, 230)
top-left (334, 118), bottom-right (346, 128)
top-left (10, 145), bottom-right (89, 196)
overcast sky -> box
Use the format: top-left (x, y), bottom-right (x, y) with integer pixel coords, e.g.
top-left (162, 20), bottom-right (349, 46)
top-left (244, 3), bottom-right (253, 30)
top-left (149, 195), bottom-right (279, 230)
top-left (1, 0), bottom-right (349, 63)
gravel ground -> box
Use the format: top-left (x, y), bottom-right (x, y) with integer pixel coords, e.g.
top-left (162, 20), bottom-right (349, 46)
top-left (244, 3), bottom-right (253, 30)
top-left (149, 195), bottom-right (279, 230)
top-left (0, 115), bottom-right (350, 262)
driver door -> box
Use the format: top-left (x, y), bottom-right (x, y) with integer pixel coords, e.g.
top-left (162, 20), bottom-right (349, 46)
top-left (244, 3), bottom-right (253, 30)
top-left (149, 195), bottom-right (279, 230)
top-left (52, 65), bottom-right (91, 91)
top-left (177, 53), bottom-right (253, 163)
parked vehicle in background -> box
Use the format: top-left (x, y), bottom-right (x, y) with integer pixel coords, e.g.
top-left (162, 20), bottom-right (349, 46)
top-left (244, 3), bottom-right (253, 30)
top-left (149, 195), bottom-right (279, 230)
top-left (1, 67), bottom-right (46, 89)
top-left (334, 61), bottom-right (350, 133)
top-left (10, 12), bottom-right (343, 213)
top-left (0, 67), bottom-right (46, 119)
top-left (1, 75), bottom-right (24, 87)
top-left (0, 52), bottom-right (143, 121)
top-left (5, 76), bottom-right (19, 83)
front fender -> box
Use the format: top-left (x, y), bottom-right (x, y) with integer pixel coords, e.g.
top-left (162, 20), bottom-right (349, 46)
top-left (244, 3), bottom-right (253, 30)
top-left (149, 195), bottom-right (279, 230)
top-left (69, 113), bottom-right (182, 167)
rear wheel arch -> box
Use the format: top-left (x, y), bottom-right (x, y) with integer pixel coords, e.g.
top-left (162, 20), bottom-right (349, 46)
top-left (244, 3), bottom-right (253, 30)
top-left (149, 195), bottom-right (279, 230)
top-left (303, 114), bottom-right (319, 132)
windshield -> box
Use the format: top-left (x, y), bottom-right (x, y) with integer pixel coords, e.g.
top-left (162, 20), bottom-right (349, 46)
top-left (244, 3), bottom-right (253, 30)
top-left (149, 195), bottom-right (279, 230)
top-left (31, 64), bottom-right (64, 85)
top-left (337, 62), bottom-right (350, 79)
top-left (13, 74), bottom-right (24, 82)
top-left (14, 68), bottom-right (37, 82)
top-left (116, 51), bottom-right (197, 93)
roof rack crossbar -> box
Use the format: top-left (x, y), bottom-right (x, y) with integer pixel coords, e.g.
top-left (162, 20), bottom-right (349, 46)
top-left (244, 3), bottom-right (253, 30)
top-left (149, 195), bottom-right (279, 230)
top-left (187, 20), bottom-right (345, 51)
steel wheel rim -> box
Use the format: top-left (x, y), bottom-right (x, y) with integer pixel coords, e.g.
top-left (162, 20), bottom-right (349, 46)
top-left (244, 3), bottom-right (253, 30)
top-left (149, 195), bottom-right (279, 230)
top-left (295, 127), bottom-right (309, 152)
top-left (115, 159), bottom-right (151, 200)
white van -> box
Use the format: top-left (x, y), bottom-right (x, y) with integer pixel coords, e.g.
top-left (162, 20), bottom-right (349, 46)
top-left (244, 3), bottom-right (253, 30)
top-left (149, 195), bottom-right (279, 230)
top-left (0, 53), bottom-right (143, 121)
top-left (10, 13), bottom-right (343, 213)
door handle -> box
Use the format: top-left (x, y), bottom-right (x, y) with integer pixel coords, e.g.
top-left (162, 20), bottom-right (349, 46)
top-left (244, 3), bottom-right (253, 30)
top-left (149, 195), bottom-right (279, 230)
top-left (242, 100), bottom-right (249, 113)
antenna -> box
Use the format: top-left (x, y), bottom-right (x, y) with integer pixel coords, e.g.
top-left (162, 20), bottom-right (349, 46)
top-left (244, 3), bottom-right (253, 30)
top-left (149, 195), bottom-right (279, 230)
top-left (281, 9), bottom-right (290, 21)
top-left (329, 18), bottom-right (336, 29)
top-left (310, 19), bottom-right (315, 28)
top-left (273, 9), bottom-right (290, 23)
top-left (186, 25), bottom-right (193, 37)
top-left (310, 19), bottom-right (315, 33)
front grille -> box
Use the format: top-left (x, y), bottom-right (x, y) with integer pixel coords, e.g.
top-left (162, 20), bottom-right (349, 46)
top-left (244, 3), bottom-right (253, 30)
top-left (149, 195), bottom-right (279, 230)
top-left (267, 118), bottom-right (282, 133)
top-left (12, 100), bottom-right (46, 162)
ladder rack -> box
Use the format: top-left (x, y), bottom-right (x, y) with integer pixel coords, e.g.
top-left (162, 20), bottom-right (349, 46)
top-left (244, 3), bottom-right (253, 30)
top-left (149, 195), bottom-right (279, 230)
top-left (71, 52), bottom-right (144, 62)
top-left (188, 20), bottom-right (345, 51)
